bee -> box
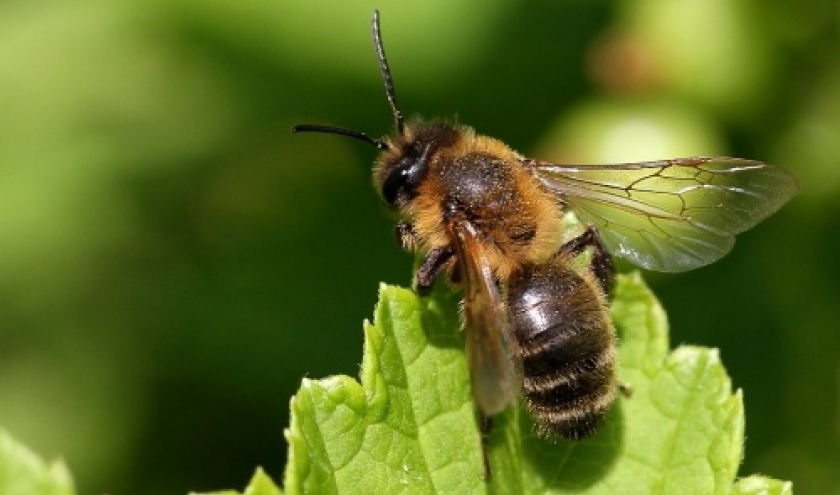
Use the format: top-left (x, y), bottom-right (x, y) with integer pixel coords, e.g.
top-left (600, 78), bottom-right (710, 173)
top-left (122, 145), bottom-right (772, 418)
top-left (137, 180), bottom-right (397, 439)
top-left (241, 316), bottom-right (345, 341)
top-left (292, 11), bottom-right (799, 440)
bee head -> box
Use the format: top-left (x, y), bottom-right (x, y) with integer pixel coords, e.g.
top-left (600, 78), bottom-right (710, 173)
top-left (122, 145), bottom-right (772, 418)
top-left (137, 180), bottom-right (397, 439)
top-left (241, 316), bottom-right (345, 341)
top-left (373, 122), bottom-right (461, 208)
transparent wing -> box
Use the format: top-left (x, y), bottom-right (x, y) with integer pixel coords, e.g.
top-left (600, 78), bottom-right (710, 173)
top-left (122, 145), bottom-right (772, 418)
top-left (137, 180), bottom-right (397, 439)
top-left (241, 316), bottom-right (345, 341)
top-left (527, 157), bottom-right (799, 272)
top-left (447, 217), bottom-right (523, 417)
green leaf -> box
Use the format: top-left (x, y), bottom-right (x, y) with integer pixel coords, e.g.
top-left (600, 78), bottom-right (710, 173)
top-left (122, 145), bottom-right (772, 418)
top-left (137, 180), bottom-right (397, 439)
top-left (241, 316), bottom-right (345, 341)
top-left (282, 274), bottom-right (793, 495)
top-left (283, 284), bottom-right (485, 495)
top-left (0, 429), bottom-right (74, 495)
top-left (731, 476), bottom-right (793, 495)
top-left (192, 468), bottom-right (283, 495)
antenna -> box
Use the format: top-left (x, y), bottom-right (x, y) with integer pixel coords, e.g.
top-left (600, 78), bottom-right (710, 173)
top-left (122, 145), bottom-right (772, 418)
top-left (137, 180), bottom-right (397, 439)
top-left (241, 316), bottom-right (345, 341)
top-left (372, 10), bottom-right (404, 135)
top-left (291, 10), bottom-right (406, 147)
top-left (291, 124), bottom-right (388, 149)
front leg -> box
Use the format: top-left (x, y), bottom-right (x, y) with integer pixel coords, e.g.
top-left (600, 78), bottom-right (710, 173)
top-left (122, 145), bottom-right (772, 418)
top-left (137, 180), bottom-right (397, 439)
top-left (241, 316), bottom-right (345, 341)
top-left (395, 222), bottom-right (456, 296)
top-left (415, 246), bottom-right (455, 296)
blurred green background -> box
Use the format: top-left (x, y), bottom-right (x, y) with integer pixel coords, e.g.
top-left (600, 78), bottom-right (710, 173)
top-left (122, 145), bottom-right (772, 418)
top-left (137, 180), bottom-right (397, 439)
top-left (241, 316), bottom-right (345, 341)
top-left (0, 0), bottom-right (837, 494)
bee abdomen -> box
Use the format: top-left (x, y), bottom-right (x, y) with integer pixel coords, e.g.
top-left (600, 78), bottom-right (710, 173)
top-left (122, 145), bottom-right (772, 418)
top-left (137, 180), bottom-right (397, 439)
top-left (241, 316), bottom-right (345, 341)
top-left (508, 262), bottom-right (617, 440)
top-left (524, 347), bottom-right (616, 440)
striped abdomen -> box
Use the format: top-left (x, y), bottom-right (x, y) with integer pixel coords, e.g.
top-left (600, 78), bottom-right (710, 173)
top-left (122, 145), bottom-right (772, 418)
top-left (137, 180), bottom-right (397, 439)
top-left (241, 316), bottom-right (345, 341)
top-left (507, 261), bottom-right (617, 440)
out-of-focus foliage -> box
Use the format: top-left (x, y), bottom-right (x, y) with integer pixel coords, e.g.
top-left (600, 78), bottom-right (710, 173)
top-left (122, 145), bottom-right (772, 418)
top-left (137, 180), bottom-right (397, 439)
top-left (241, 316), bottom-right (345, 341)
top-left (0, 429), bottom-right (74, 495)
top-left (0, 0), bottom-right (835, 494)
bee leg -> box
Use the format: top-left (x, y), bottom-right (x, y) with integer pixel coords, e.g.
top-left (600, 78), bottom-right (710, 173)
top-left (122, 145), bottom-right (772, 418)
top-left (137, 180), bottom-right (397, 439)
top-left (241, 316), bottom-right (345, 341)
top-left (414, 246), bottom-right (455, 296)
top-left (619, 382), bottom-right (633, 398)
top-left (559, 227), bottom-right (614, 295)
top-left (397, 221), bottom-right (455, 295)
top-left (479, 414), bottom-right (494, 480)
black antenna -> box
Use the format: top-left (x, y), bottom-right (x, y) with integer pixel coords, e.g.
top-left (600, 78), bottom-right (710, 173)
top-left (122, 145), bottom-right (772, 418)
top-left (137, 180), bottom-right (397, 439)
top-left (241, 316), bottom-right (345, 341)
top-left (372, 10), bottom-right (404, 135)
top-left (291, 124), bottom-right (388, 150)
top-left (291, 10), bottom-right (406, 148)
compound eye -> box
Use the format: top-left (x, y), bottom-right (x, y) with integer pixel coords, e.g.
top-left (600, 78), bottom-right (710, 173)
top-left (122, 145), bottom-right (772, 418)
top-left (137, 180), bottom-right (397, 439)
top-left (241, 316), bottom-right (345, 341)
top-left (381, 142), bottom-right (430, 206)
